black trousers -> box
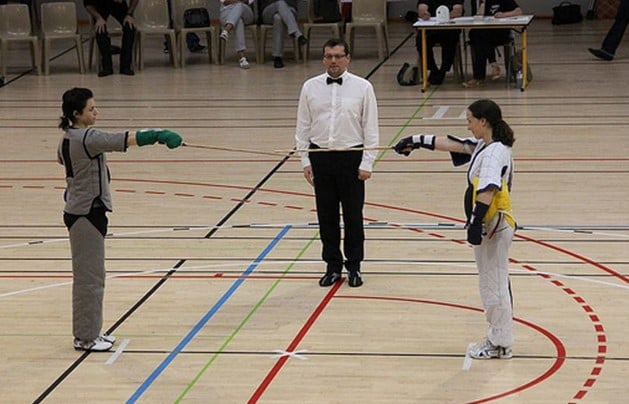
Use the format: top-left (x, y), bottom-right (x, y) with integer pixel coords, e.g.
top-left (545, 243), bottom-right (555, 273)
top-left (415, 29), bottom-right (460, 73)
top-left (93, 1), bottom-right (135, 72)
top-left (309, 146), bottom-right (365, 274)
top-left (468, 28), bottom-right (511, 80)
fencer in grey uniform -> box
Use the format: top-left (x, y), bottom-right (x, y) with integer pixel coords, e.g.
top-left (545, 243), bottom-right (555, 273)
top-left (57, 87), bottom-right (183, 351)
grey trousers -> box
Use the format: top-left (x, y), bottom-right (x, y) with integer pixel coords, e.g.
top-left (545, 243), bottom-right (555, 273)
top-left (261, 0), bottom-right (301, 57)
top-left (473, 214), bottom-right (514, 348)
top-left (220, 2), bottom-right (255, 52)
top-left (69, 217), bottom-right (105, 341)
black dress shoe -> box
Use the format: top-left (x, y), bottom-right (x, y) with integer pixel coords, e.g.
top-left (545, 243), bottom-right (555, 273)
top-left (588, 48), bottom-right (614, 61)
top-left (97, 69), bottom-right (113, 77)
top-left (274, 57), bottom-right (284, 68)
top-left (348, 271), bottom-right (363, 287)
top-left (297, 35), bottom-right (308, 47)
top-left (120, 68), bottom-right (135, 76)
top-left (319, 272), bottom-right (341, 287)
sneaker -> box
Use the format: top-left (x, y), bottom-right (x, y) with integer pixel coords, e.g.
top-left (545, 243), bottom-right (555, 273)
top-left (273, 57), bottom-right (284, 68)
top-left (239, 57), bottom-right (250, 69)
top-left (100, 334), bottom-right (116, 344)
top-left (588, 47), bottom-right (614, 61)
top-left (319, 272), bottom-right (341, 287)
top-left (220, 30), bottom-right (229, 41)
top-left (348, 271), bottom-right (363, 287)
top-left (73, 336), bottom-right (114, 352)
top-left (468, 339), bottom-right (512, 359)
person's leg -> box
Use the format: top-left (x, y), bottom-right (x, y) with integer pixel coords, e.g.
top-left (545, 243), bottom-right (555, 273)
top-left (111, 2), bottom-right (135, 74)
top-left (274, 0), bottom-right (302, 37)
top-left (475, 219), bottom-right (514, 349)
top-left (69, 217), bottom-right (105, 343)
top-left (310, 152), bottom-right (344, 277)
top-left (601, 0), bottom-right (629, 55)
top-left (338, 151), bottom-right (365, 282)
top-left (439, 30), bottom-right (460, 74)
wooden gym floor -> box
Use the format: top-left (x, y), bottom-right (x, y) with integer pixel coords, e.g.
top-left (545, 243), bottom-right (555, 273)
top-left (0, 18), bottom-right (628, 403)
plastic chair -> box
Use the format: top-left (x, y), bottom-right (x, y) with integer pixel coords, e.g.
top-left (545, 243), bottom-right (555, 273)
top-left (40, 2), bottom-right (84, 75)
top-left (0, 4), bottom-right (41, 76)
top-left (135, 0), bottom-right (178, 70)
top-left (173, 0), bottom-right (216, 66)
top-left (302, 0), bottom-right (343, 62)
top-left (345, 0), bottom-right (389, 60)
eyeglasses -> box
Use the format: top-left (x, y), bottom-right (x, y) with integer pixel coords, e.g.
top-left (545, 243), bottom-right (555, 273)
top-left (323, 54), bottom-right (347, 61)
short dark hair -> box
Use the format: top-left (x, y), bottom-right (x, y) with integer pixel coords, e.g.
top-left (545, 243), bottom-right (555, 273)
top-left (322, 38), bottom-right (350, 56)
top-left (59, 87), bottom-right (93, 130)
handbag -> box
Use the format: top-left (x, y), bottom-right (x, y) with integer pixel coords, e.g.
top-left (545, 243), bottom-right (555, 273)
top-left (183, 7), bottom-right (210, 28)
top-left (396, 62), bottom-right (419, 86)
top-left (551, 1), bottom-right (583, 25)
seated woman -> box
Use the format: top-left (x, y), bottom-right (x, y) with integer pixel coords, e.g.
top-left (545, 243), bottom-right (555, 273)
top-left (464, 0), bottom-right (522, 87)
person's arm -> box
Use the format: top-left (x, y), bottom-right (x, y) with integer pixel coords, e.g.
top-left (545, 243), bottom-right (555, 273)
top-left (295, 84), bottom-right (314, 185)
top-left (123, 0), bottom-right (138, 28)
top-left (84, 2), bottom-right (106, 33)
top-left (494, 7), bottom-right (522, 18)
top-left (394, 134), bottom-right (471, 155)
top-left (450, 3), bottom-right (463, 18)
top-left (417, 3), bottom-right (430, 20)
top-left (358, 84), bottom-right (379, 180)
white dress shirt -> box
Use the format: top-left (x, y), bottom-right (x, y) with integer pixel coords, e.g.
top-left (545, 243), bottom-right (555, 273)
top-left (294, 70), bottom-right (380, 172)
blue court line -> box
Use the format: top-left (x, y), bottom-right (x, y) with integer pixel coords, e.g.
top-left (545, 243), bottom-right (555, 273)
top-left (127, 225), bottom-right (291, 403)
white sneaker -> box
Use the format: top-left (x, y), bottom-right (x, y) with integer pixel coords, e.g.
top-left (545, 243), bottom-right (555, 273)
top-left (73, 335), bottom-right (114, 352)
top-left (100, 334), bottom-right (116, 344)
top-left (468, 339), bottom-right (512, 359)
top-left (220, 30), bottom-right (229, 41)
top-left (239, 57), bottom-right (250, 69)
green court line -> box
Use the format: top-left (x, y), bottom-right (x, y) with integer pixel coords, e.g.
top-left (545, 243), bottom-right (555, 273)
top-left (374, 88), bottom-right (436, 167)
top-left (175, 235), bottom-right (318, 402)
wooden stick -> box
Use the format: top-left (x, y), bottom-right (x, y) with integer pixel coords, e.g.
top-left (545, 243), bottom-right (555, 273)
top-left (182, 143), bottom-right (281, 157)
top-left (274, 146), bottom-right (393, 154)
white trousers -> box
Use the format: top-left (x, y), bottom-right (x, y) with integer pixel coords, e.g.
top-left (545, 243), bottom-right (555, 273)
top-left (220, 3), bottom-right (255, 52)
top-left (261, 0), bottom-right (301, 57)
top-left (473, 214), bottom-right (514, 348)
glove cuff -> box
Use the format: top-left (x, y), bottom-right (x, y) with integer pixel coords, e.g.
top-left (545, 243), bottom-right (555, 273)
top-left (411, 134), bottom-right (435, 150)
top-left (470, 201), bottom-right (490, 225)
top-left (136, 129), bottom-right (158, 146)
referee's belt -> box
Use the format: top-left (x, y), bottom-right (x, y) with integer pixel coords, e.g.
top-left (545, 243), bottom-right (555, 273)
top-left (309, 143), bottom-right (363, 150)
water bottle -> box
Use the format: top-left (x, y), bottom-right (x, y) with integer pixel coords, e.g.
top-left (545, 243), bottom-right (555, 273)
top-left (516, 69), bottom-right (523, 89)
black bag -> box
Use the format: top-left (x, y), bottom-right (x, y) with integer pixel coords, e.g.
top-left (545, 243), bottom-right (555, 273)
top-left (397, 62), bottom-right (419, 86)
top-left (184, 7), bottom-right (210, 28)
top-left (551, 2), bottom-right (583, 25)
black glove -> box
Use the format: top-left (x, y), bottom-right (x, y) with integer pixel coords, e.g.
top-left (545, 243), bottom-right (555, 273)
top-left (393, 136), bottom-right (419, 156)
top-left (467, 201), bottom-right (489, 245)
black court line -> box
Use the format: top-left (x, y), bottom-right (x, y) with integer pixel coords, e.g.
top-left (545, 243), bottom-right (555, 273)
top-left (32, 34), bottom-right (409, 403)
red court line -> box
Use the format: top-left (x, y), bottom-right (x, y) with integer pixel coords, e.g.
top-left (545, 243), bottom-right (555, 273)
top-left (248, 280), bottom-right (344, 403)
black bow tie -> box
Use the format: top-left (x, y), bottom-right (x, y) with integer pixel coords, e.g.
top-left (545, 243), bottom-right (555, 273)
top-left (326, 77), bottom-right (343, 85)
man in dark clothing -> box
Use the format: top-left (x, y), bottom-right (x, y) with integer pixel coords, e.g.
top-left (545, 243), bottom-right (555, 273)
top-left (84, 0), bottom-right (138, 77)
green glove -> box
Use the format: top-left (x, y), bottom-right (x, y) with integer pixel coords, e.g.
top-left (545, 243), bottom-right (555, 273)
top-left (136, 129), bottom-right (183, 149)
top-left (156, 129), bottom-right (183, 149)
